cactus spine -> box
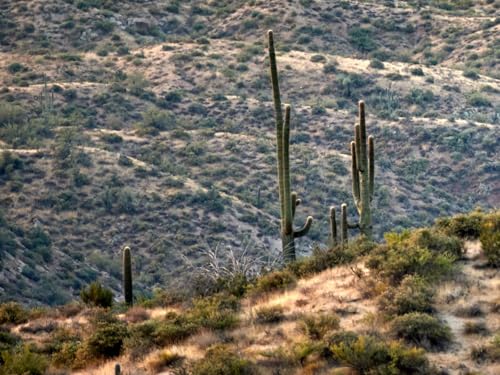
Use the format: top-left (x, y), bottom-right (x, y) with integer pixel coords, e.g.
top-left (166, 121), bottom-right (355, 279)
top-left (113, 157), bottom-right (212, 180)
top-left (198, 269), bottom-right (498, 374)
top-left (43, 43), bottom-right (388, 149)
top-left (350, 101), bottom-right (375, 239)
top-left (268, 30), bottom-right (313, 263)
top-left (122, 246), bottom-right (133, 306)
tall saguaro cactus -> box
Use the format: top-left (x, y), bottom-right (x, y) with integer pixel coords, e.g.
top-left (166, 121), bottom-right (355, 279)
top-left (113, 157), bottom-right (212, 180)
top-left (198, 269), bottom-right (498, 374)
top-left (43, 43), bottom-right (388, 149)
top-left (122, 246), bottom-right (133, 306)
top-left (350, 101), bottom-right (375, 239)
top-left (329, 206), bottom-right (337, 248)
top-left (268, 30), bottom-right (313, 262)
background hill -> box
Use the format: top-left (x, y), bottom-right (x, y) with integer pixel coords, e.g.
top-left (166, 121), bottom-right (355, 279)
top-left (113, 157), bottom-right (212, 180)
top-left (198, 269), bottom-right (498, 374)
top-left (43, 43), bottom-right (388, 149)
top-left (0, 0), bottom-right (498, 305)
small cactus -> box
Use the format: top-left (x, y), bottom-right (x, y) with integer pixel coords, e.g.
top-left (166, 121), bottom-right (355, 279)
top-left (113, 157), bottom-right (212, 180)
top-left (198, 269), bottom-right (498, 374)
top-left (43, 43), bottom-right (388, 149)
top-left (115, 363), bottom-right (121, 375)
top-left (122, 246), bottom-right (133, 306)
top-left (268, 30), bottom-right (313, 262)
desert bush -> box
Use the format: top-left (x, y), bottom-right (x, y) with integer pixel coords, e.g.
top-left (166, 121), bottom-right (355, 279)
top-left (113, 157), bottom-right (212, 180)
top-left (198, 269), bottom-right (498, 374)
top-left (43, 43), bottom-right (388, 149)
top-left (463, 321), bottom-right (489, 336)
top-left (155, 313), bottom-right (199, 346)
top-left (410, 67), bottom-right (424, 76)
top-left (330, 335), bottom-right (430, 374)
top-left (369, 59), bottom-right (384, 69)
top-left (136, 107), bottom-right (176, 135)
top-left (254, 305), bottom-right (285, 324)
top-left (467, 92), bottom-right (491, 107)
top-left (480, 212), bottom-right (500, 267)
top-left (0, 327), bottom-right (20, 351)
top-left (463, 69), bottom-right (479, 80)
top-left (410, 228), bottom-right (463, 258)
top-left (80, 281), bottom-right (113, 308)
top-left (470, 335), bottom-right (500, 363)
top-left (0, 151), bottom-right (23, 177)
top-left (378, 275), bottom-right (435, 316)
top-left (348, 27), bottom-right (377, 52)
top-left (390, 312), bottom-right (452, 351)
top-left (0, 345), bottom-right (48, 375)
top-left (436, 211), bottom-right (484, 238)
top-left (299, 312), bottom-right (340, 339)
top-left (0, 302), bottom-right (29, 324)
top-left (454, 303), bottom-right (483, 317)
top-left (0, 101), bottom-right (25, 126)
top-left (82, 321), bottom-right (128, 359)
top-left (366, 241), bottom-right (455, 285)
top-left (188, 294), bottom-right (239, 330)
top-left (147, 350), bottom-right (183, 373)
top-left (22, 227), bottom-right (52, 263)
top-left (287, 242), bottom-right (362, 278)
top-left (192, 345), bottom-right (255, 375)
top-left (251, 270), bottom-right (296, 294)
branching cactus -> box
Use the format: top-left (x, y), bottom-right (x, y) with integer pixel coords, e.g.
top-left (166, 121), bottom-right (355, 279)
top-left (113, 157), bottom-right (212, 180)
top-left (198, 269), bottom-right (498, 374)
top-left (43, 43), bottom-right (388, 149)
top-left (268, 30), bottom-right (313, 262)
top-left (122, 246), bottom-right (133, 306)
top-left (350, 101), bottom-right (375, 239)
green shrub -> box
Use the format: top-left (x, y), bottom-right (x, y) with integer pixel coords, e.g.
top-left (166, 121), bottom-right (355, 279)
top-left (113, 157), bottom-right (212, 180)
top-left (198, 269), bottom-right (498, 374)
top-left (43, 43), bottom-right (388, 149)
top-left (366, 241), bottom-right (455, 285)
top-left (0, 327), bottom-right (20, 351)
top-left (83, 321), bottom-right (128, 359)
top-left (390, 312), bottom-right (452, 351)
top-left (287, 242), bottom-right (361, 278)
top-left (252, 270), bottom-right (296, 294)
top-left (463, 70), bottom-right (479, 80)
top-left (378, 275), bottom-right (435, 316)
top-left (330, 335), bottom-right (430, 374)
top-left (436, 211), bottom-right (484, 239)
top-left (0, 302), bottom-right (29, 324)
top-left (0, 101), bottom-right (25, 126)
top-left (137, 108), bottom-right (176, 135)
top-left (188, 294), bottom-right (239, 330)
top-left (410, 229), bottom-right (463, 258)
top-left (192, 345), bottom-right (256, 375)
top-left (7, 63), bottom-right (26, 74)
top-left (154, 313), bottom-right (199, 345)
top-left (480, 213), bottom-right (500, 267)
top-left (299, 312), bottom-right (340, 339)
top-left (467, 92), bottom-right (491, 107)
top-left (369, 59), bottom-right (384, 69)
top-left (254, 305), bottom-right (285, 324)
top-left (0, 151), bottom-right (23, 177)
top-left (410, 67), bottom-right (424, 76)
top-left (0, 345), bottom-right (48, 375)
top-left (348, 27), bottom-right (377, 52)
top-left (80, 281), bottom-right (113, 308)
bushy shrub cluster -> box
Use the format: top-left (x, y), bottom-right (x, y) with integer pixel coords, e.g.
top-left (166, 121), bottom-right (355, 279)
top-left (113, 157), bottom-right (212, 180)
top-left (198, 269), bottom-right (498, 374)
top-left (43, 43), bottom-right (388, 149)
top-left (299, 312), bottom-right (340, 340)
top-left (0, 302), bottom-right (29, 325)
top-left (254, 305), bottom-right (285, 324)
top-left (80, 281), bottom-right (113, 307)
top-left (330, 334), bottom-right (431, 374)
top-left (390, 312), bottom-right (452, 351)
top-left (378, 275), bottom-right (435, 317)
top-left (0, 345), bottom-right (48, 375)
top-left (192, 345), bottom-right (256, 375)
top-left (251, 270), bottom-right (296, 294)
top-left (480, 213), bottom-right (500, 267)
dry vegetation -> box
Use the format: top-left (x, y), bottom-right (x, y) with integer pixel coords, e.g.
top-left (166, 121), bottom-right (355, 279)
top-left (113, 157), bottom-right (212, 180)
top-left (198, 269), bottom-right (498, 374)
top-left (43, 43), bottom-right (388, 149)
top-left (0, 0), bottom-right (498, 373)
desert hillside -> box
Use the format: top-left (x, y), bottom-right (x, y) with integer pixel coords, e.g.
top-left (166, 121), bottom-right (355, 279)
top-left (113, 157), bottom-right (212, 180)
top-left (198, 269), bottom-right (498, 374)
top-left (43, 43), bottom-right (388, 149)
top-left (0, 211), bottom-right (499, 374)
top-left (0, 0), bottom-right (497, 306)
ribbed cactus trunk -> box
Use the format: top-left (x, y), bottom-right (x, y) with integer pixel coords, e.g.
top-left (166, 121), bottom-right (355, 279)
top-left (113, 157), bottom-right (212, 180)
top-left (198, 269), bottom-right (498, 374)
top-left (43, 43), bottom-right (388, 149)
top-left (268, 30), bottom-right (313, 263)
top-left (351, 101), bottom-right (375, 239)
top-left (329, 206), bottom-right (337, 248)
top-left (341, 203), bottom-right (348, 244)
top-left (122, 246), bottom-right (133, 306)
